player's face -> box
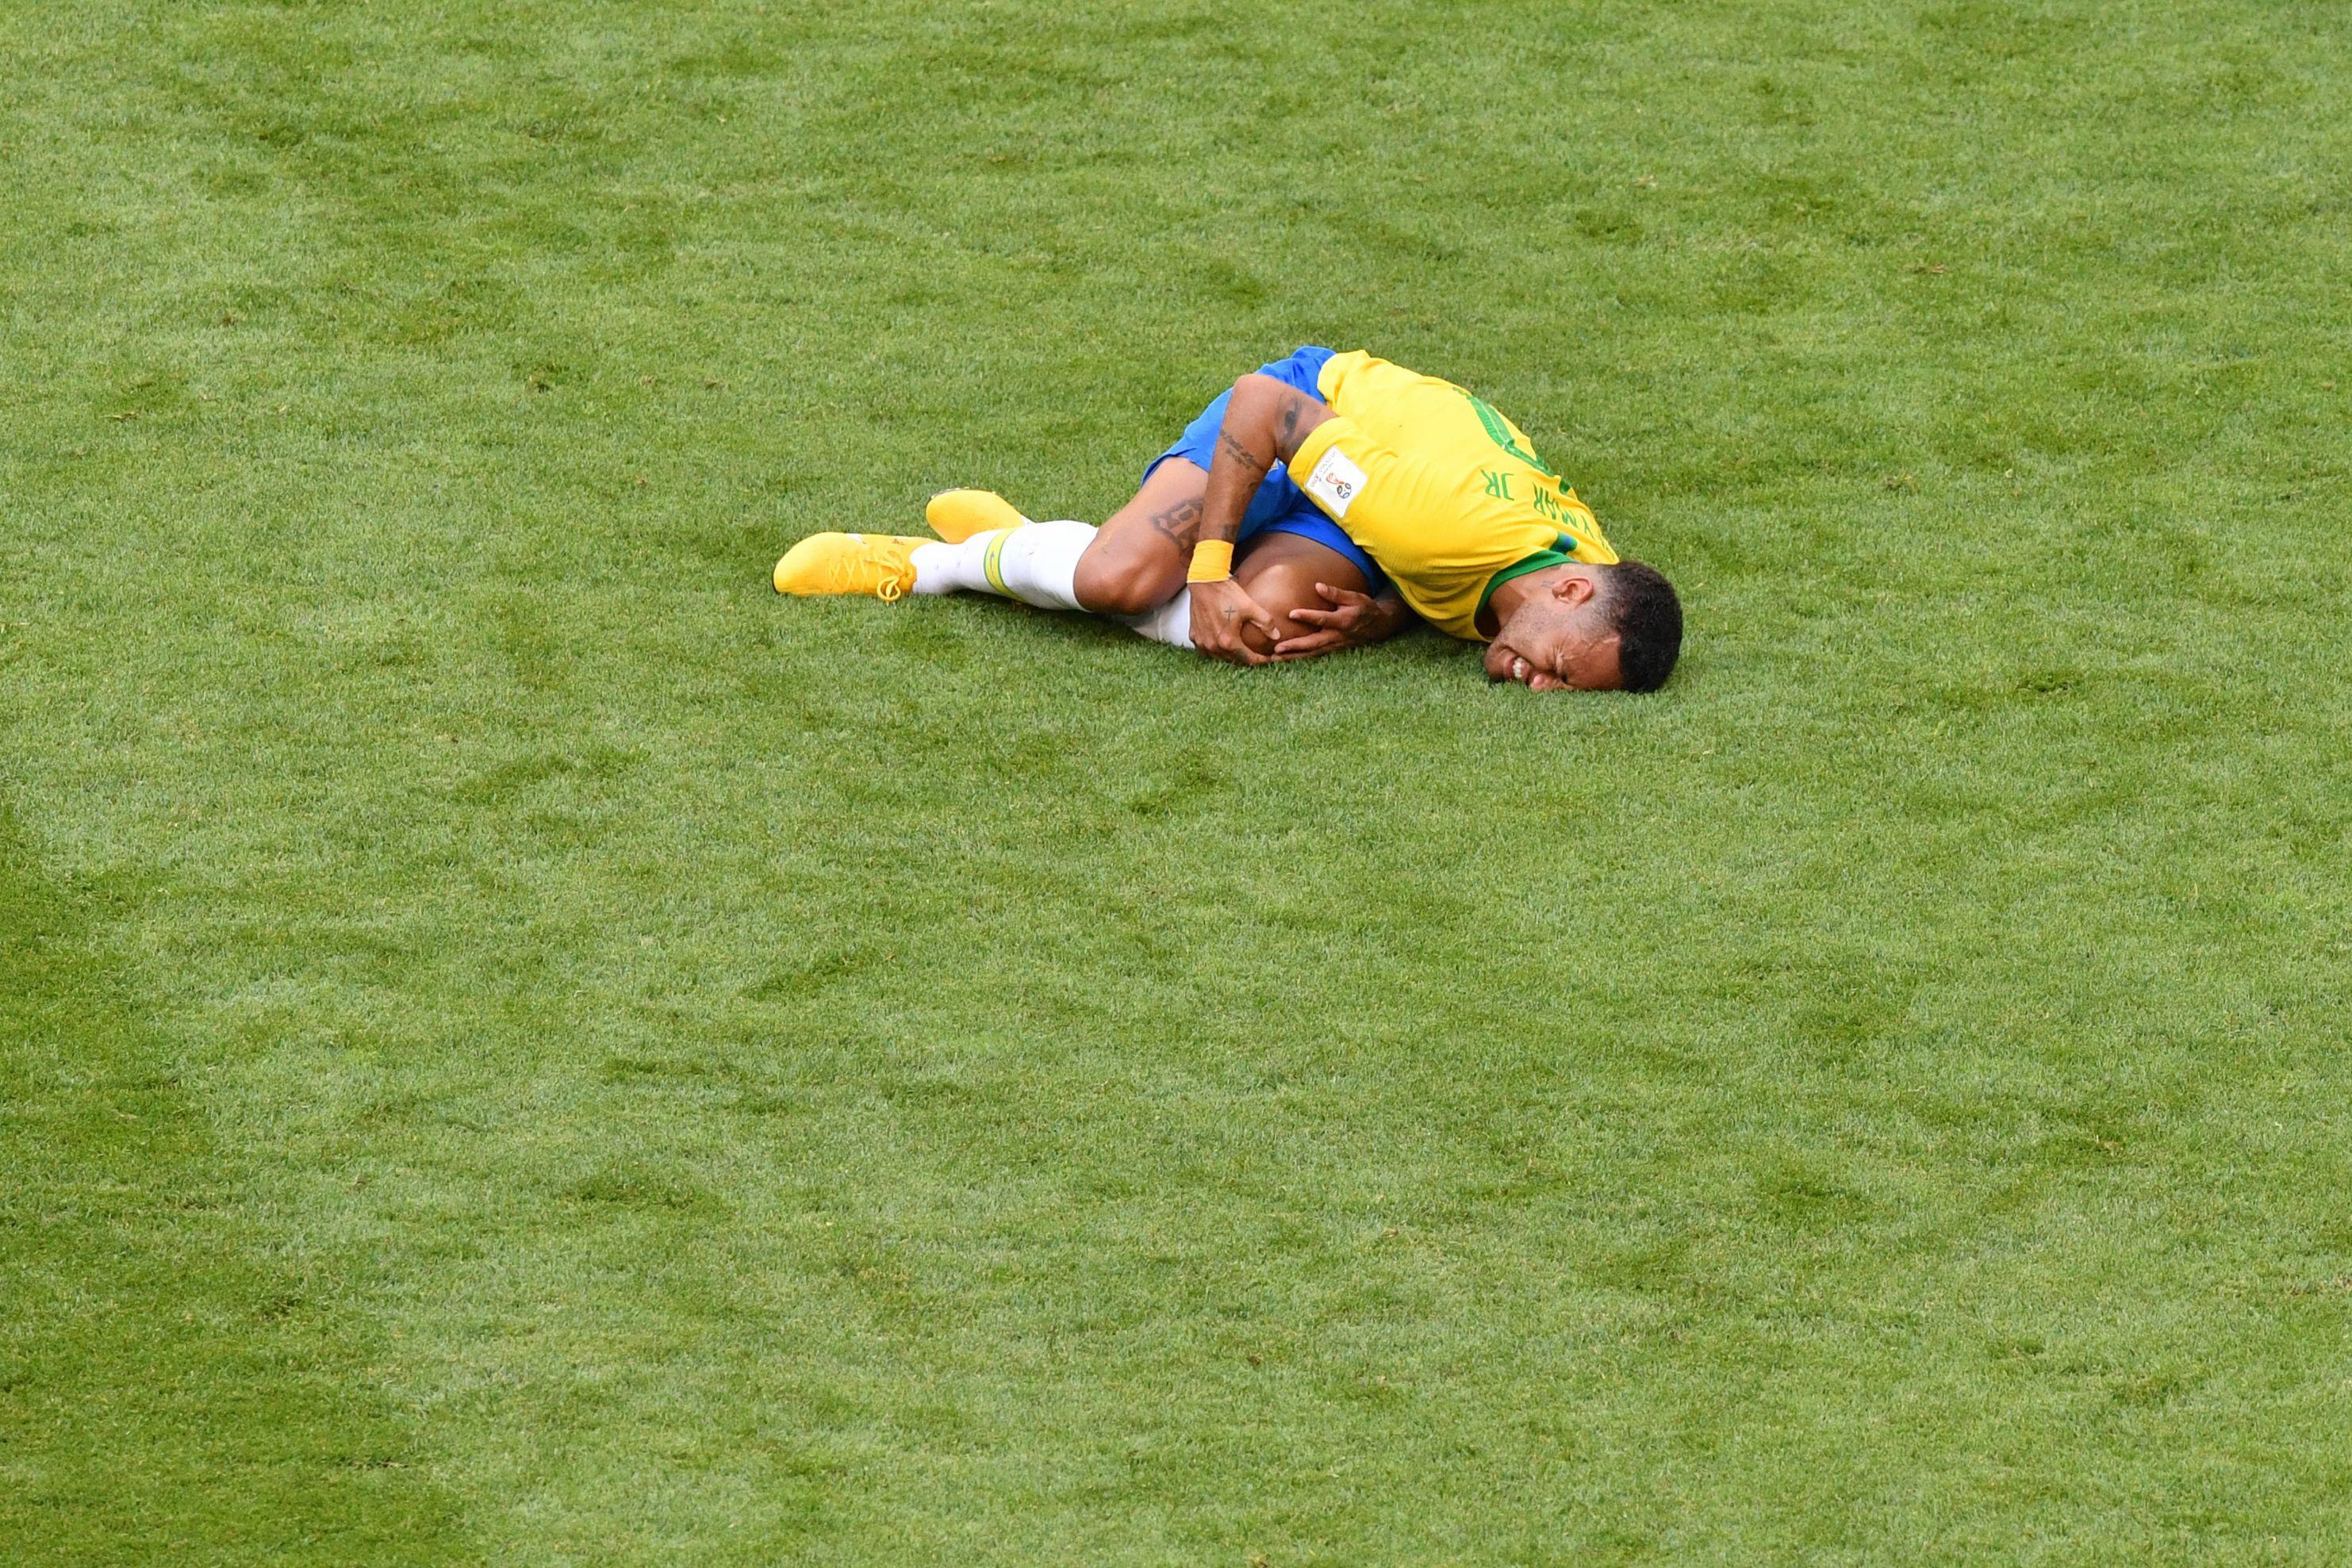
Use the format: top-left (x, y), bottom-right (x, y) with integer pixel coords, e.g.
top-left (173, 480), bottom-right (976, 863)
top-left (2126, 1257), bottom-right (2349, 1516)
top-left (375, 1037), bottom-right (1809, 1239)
top-left (1484, 600), bottom-right (1625, 692)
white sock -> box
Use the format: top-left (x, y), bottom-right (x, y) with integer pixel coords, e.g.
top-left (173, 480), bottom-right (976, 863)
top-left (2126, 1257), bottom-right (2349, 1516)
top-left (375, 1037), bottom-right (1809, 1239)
top-left (1122, 588), bottom-right (1194, 649)
top-left (907, 539), bottom-right (976, 594)
top-left (910, 517), bottom-right (1193, 645)
top-left (910, 519), bottom-right (1092, 611)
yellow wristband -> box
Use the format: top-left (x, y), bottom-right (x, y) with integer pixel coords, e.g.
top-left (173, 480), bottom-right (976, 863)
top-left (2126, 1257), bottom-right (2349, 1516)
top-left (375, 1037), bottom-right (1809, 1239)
top-left (1186, 539), bottom-right (1235, 583)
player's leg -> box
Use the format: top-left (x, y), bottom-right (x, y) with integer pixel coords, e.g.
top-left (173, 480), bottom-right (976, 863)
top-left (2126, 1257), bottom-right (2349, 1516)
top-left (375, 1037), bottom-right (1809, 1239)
top-left (909, 375), bottom-right (1257, 617)
top-left (778, 472), bottom-right (1382, 661)
top-left (781, 350), bottom-right (1338, 615)
top-left (890, 459), bottom-right (1203, 615)
top-left (1230, 530), bottom-right (1374, 659)
top-left (1069, 457), bottom-right (1207, 615)
top-left (1115, 526), bottom-right (1375, 653)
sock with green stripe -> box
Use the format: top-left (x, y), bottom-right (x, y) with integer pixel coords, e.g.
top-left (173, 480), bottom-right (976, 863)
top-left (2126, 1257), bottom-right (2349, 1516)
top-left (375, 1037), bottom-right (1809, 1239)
top-left (910, 519), bottom-right (1092, 611)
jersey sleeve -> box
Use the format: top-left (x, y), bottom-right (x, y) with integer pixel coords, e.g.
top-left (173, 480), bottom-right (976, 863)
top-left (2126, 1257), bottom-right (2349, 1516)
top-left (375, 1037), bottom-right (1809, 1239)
top-left (1284, 416), bottom-right (1452, 558)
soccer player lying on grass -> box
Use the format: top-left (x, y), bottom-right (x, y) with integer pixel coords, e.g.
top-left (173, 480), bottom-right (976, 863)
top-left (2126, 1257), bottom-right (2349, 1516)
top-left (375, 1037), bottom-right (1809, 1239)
top-left (774, 347), bottom-right (1683, 692)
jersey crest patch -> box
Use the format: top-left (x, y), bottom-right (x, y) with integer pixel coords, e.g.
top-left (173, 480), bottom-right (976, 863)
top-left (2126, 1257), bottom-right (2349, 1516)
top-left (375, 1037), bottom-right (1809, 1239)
top-left (1303, 447), bottom-right (1368, 518)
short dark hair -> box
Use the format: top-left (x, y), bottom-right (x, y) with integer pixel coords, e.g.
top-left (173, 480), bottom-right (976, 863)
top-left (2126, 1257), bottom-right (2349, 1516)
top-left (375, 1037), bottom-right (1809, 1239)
top-left (1600, 561), bottom-right (1682, 693)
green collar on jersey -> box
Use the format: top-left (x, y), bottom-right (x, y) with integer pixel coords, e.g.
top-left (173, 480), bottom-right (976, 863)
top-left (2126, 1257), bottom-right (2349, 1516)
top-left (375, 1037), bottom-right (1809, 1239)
top-left (1477, 534), bottom-right (1580, 616)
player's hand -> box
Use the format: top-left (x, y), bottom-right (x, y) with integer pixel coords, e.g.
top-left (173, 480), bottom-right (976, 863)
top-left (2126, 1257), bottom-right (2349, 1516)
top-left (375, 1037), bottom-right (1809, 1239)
top-left (1272, 583), bottom-right (1391, 660)
top-left (1189, 577), bottom-right (1281, 666)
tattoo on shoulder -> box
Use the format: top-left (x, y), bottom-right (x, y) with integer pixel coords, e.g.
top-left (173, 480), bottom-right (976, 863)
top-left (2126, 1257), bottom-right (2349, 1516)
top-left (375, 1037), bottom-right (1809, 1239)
top-left (1148, 496), bottom-right (1203, 548)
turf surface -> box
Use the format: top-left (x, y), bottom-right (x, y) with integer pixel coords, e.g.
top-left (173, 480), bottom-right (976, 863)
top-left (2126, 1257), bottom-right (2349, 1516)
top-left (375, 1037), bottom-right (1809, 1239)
top-left (5, 0), bottom-right (2351, 1560)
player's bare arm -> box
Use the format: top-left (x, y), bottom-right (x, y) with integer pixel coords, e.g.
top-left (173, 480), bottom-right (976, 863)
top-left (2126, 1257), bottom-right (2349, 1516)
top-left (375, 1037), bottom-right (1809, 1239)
top-left (1188, 375), bottom-right (1334, 665)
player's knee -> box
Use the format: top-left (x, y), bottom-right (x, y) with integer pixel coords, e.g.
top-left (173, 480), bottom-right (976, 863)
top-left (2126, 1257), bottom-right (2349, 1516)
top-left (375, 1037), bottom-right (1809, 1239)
top-left (1072, 553), bottom-right (1173, 617)
top-left (1234, 568), bottom-right (1320, 658)
top-left (1237, 615), bottom-right (1287, 659)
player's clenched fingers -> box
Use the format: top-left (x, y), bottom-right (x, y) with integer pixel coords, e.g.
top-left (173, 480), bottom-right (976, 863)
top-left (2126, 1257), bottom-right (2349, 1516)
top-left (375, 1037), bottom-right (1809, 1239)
top-left (1208, 638), bottom-right (1269, 666)
top-left (1272, 631), bottom-right (1345, 659)
top-left (1195, 623), bottom-right (1267, 666)
top-left (1188, 578), bottom-right (1282, 666)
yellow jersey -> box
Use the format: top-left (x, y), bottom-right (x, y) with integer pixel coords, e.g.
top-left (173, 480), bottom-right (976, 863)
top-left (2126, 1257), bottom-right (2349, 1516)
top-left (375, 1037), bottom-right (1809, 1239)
top-left (1285, 351), bottom-right (1617, 640)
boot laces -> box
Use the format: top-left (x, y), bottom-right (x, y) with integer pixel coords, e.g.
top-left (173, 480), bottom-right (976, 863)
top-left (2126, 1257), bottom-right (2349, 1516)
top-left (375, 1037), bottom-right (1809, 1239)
top-left (862, 536), bottom-right (907, 603)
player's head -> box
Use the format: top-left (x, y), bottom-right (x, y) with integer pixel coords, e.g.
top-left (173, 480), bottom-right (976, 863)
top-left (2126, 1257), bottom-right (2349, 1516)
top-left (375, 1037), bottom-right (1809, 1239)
top-left (1483, 561), bottom-right (1682, 693)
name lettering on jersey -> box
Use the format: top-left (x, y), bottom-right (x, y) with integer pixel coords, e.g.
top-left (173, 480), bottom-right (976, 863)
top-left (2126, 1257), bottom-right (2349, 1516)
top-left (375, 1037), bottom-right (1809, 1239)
top-left (1481, 470), bottom-right (1513, 500)
top-left (1529, 485), bottom-right (1562, 521)
top-left (1464, 391), bottom-right (1558, 477)
top-left (1304, 446), bottom-right (1368, 519)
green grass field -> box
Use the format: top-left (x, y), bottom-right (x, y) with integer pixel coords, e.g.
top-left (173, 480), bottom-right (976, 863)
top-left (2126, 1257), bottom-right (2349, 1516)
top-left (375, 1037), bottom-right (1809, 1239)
top-left (6, 0), bottom-right (2351, 1560)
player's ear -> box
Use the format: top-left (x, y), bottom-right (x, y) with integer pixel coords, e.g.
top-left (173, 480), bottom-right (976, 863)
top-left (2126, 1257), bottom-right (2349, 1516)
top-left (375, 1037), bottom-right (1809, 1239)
top-left (1552, 569), bottom-right (1601, 607)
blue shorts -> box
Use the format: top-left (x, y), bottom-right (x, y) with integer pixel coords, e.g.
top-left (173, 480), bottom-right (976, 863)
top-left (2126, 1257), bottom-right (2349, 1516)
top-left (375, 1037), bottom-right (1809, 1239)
top-left (1142, 345), bottom-right (1391, 595)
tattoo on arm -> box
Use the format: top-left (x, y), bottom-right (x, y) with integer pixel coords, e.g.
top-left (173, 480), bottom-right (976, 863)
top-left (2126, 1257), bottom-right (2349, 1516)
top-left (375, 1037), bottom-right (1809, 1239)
top-left (1215, 428), bottom-right (1269, 474)
top-left (1147, 496), bottom-right (1203, 549)
top-left (1276, 393), bottom-right (1306, 451)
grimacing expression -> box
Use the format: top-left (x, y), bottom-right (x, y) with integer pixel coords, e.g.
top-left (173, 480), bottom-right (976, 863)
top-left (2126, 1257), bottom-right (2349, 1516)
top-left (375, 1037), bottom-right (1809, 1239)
top-left (1483, 581), bottom-right (1625, 692)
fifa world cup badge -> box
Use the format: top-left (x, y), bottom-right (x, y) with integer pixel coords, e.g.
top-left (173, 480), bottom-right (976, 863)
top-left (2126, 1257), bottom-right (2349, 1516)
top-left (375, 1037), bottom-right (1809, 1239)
top-left (1305, 447), bottom-right (1368, 517)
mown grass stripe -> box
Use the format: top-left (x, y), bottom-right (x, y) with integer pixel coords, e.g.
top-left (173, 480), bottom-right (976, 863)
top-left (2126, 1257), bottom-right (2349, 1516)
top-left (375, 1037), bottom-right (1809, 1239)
top-left (0, 807), bottom-right (470, 1563)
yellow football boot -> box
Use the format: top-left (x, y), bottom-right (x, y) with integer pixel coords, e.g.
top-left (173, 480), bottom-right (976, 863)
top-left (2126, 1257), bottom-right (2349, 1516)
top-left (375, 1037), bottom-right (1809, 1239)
top-left (924, 488), bottom-right (1026, 543)
top-left (772, 532), bottom-right (924, 601)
